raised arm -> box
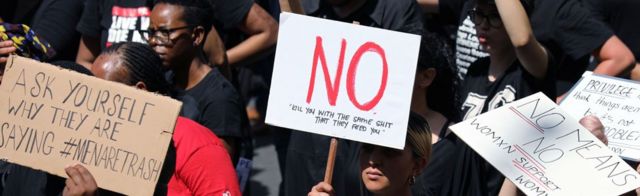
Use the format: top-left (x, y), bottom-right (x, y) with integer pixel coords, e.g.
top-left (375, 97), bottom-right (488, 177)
top-left (495, 0), bottom-right (548, 79)
top-left (225, 3), bottom-right (278, 66)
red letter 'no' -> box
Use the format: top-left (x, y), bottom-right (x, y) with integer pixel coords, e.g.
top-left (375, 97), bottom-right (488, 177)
top-left (306, 36), bottom-right (389, 111)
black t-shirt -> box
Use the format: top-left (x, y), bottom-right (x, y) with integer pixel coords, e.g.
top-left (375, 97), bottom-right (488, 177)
top-left (31, 0), bottom-right (84, 62)
top-left (76, 0), bottom-right (252, 50)
top-left (411, 121), bottom-right (460, 196)
top-left (446, 0), bottom-right (613, 94)
top-left (454, 57), bottom-right (555, 195)
top-left (580, 0), bottom-right (640, 61)
top-left (284, 1), bottom-right (423, 196)
top-left (184, 68), bottom-right (251, 162)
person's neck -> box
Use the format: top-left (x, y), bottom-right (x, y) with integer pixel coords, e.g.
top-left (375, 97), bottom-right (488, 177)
top-left (172, 55), bottom-right (211, 90)
top-left (488, 48), bottom-right (516, 82)
top-left (411, 90), bottom-right (446, 141)
top-left (332, 0), bottom-right (367, 18)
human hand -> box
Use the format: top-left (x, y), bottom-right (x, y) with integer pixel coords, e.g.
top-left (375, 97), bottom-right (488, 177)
top-left (0, 40), bottom-right (16, 64)
top-left (63, 164), bottom-right (98, 196)
top-left (308, 182), bottom-right (335, 196)
top-left (579, 115), bottom-right (607, 145)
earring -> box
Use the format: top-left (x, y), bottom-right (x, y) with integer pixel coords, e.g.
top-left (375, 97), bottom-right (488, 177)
top-left (409, 175), bottom-right (416, 185)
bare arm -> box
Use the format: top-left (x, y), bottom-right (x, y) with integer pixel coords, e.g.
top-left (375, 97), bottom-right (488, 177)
top-left (75, 36), bottom-right (101, 70)
top-left (226, 3), bottom-right (278, 66)
top-left (417, 0), bottom-right (440, 13)
top-left (495, 0), bottom-right (548, 80)
top-left (592, 35), bottom-right (635, 77)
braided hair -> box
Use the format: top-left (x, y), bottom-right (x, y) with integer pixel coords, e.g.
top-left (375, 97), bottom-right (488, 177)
top-left (102, 42), bottom-right (172, 96)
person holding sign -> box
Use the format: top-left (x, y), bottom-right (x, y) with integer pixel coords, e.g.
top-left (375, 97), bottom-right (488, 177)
top-left (308, 113), bottom-right (432, 196)
top-left (89, 42), bottom-right (241, 195)
top-left (283, 0), bottom-right (424, 195)
top-left (453, 0), bottom-right (554, 194)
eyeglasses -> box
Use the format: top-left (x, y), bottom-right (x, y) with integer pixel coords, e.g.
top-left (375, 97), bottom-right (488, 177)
top-left (468, 9), bottom-right (503, 28)
top-left (143, 26), bottom-right (192, 45)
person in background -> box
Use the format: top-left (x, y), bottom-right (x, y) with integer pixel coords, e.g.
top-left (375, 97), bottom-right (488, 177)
top-left (284, 0), bottom-right (424, 195)
top-left (75, 0), bottom-right (277, 70)
top-left (417, 0), bottom-right (635, 101)
top-left (308, 112), bottom-right (432, 196)
top-left (90, 42), bottom-right (241, 195)
top-left (453, 0), bottom-right (553, 194)
top-left (409, 32), bottom-right (460, 196)
top-left (147, 0), bottom-right (252, 166)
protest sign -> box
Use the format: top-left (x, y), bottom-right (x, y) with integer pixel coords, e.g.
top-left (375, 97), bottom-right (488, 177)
top-left (561, 72), bottom-right (640, 161)
top-left (0, 56), bottom-right (182, 195)
top-left (266, 13), bottom-right (420, 149)
top-left (451, 92), bottom-right (640, 196)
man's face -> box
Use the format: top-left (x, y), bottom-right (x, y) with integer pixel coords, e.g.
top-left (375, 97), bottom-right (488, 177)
top-left (148, 3), bottom-right (193, 70)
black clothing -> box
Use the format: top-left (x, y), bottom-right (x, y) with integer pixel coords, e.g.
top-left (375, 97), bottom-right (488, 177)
top-left (581, 0), bottom-right (640, 61)
top-left (453, 56), bottom-right (555, 195)
top-left (31, 0), bottom-right (84, 62)
top-left (412, 120), bottom-right (459, 196)
top-left (183, 68), bottom-right (252, 165)
top-left (447, 0), bottom-right (613, 95)
top-left (284, 0), bottom-right (423, 195)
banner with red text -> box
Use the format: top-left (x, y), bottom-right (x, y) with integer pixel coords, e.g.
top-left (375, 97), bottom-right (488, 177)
top-left (266, 13), bottom-right (420, 149)
top-left (451, 92), bottom-right (640, 195)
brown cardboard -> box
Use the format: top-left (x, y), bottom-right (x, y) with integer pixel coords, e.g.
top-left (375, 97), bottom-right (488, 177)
top-left (0, 56), bottom-right (181, 195)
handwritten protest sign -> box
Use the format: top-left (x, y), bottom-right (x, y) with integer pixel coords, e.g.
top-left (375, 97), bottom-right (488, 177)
top-left (266, 13), bottom-right (420, 149)
top-left (0, 56), bottom-right (181, 195)
top-left (560, 72), bottom-right (640, 161)
top-left (451, 92), bottom-right (640, 195)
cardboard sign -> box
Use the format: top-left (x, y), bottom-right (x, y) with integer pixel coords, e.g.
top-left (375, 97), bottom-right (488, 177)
top-left (266, 13), bottom-right (420, 149)
top-left (451, 92), bottom-right (640, 196)
top-left (561, 72), bottom-right (640, 161)
top-left (0, 56), bottom-right (181, 195)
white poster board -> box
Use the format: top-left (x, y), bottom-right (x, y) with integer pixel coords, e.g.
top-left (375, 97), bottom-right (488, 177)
top-left (561, 71), bottom-right (640, 161)
top-left (451, 92), bottom-right (640, 196)
top-left (266, 13), bottom-right (420, 149)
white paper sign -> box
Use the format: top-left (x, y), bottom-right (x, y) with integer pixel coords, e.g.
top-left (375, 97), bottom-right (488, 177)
top-left (266, 13), bottom-right (420, 149)
top-left (451, 92), bottom-right (640, 196)
top-left (561, 72), bottom-right (640, 161)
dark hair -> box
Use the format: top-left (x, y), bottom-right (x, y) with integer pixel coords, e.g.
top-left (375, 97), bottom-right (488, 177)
top-left (153, 0), bottom-right (213, 33)
top-left (476, 0), bottom-right (533, 15)
top-left (51, 60), bottom-right (93, 76)
top-left (102, 42), bottom-right (172, 95)
top-left (417, 32), bottom-right (458, 121)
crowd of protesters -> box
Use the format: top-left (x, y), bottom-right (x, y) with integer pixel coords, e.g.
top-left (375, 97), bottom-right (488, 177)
top-left (0, 0), bottom-right (639, 195)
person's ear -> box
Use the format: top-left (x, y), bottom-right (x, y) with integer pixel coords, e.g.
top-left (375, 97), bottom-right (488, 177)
top-left (416, 68), bottom-right (437, 88)
top-left (192, 26), bottom-right (206, 47)
top-left (412, 157), bottom-right (428, 177)
top-left (135, 81), bottom-right (148, 91)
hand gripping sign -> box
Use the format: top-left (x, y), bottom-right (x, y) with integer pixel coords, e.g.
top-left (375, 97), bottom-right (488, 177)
top-left (266, 13), bottom-right (420, 150)
top-left (561, 71), bottom-right (640, 161)
top-left (451, 92), bottom-right (640, 196)
top-left (0, 56), bottom-right (181, 196)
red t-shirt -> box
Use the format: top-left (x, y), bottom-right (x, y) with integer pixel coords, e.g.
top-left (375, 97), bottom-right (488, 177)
top-left (168, 117), bottom-right (241, 196)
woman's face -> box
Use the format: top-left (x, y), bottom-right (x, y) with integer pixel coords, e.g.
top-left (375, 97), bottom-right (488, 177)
top-left (359, 144), bottom-right (416, 194)
top-left (472, 4), bottom-right (510, 54)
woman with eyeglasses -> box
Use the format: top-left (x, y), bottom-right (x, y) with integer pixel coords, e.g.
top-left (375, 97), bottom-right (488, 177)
top-left (146, 0), bottom-right (251, 169)
top-left (452, 0), bottom-right (554, 195)
top-left (308, 112), bottom-right (432, 196)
